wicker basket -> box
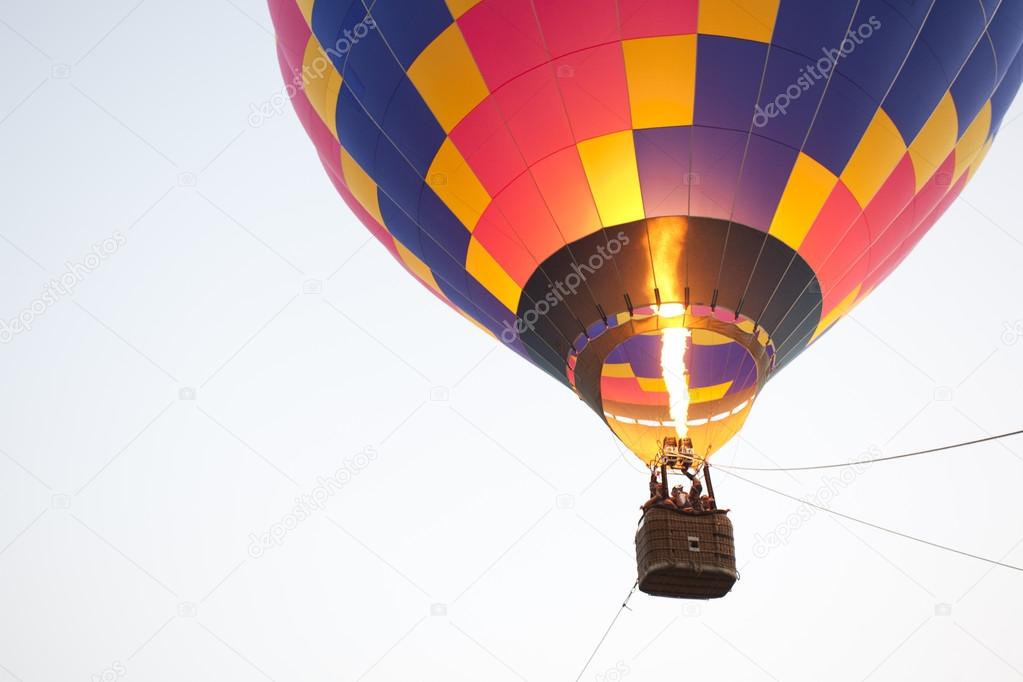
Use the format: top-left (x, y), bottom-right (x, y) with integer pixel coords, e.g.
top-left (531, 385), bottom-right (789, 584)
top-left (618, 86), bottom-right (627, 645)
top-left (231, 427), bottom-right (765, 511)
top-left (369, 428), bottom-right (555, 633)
top-left (635, 507), bottom-right (737, 599)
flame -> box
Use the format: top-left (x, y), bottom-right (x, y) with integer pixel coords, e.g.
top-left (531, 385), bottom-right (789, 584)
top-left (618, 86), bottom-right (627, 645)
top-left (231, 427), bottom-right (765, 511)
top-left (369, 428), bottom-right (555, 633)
top-left (660, 325), bottom-right (691, 438)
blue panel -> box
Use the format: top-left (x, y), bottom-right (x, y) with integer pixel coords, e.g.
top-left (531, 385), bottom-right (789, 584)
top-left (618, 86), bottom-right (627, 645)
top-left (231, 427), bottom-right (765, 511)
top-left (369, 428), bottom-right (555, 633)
top-left (367, 0), bottom-right (454, 69)
top-left (466, 276), bottom-right (519, 333)
top-left (379, 193), bottom-right (425, 258)
top-left (380, 77), bottom-right (446, 176)
top-left (313, 1), bottom-right (368, 72)
top-left (988, 0), bottom-right (1023, 84)
top-left (991, 50), bottom-right (1023, 133)
top-left (804, 72), bottom-right (879, 175)
top-left (694, 36), bottom-right (768, 131)
top-left (884, 1), bottom-right (986, 140)
top-left (951, 40), bottom-right (998, 137)
top-left (336, 85), bottom-right (382, 172)
top-left (979, 0), bottom-right (1001, 21)
top-left (418, 188), bottom-right (471, 263)
top-left (883, 0), bottom-right (932, 27)
top-left (374, 135), bottom-right (426, 220)
top-left (342, 28), bottom-right (405, 123)
top-left (836, 1), bottom-right (918, 103)
top-left (773, 0), bottom-right (857, 60)
top-left (754, 48), bottom-right (826, 150)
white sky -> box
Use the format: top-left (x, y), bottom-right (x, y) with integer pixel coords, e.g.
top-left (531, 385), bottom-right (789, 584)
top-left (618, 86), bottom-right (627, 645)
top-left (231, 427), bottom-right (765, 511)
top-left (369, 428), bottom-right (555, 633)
top-left (1, 2), bottom-right (1022, 681)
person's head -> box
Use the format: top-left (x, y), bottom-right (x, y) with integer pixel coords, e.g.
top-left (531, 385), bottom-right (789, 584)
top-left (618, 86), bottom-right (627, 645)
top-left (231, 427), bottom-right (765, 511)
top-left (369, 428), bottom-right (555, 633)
top-left (671, 485), bottom-right (684, 496)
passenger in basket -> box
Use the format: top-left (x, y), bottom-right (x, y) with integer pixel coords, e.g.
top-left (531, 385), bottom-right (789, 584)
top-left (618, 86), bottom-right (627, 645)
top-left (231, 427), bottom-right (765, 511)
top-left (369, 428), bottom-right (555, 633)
top-left (687, 478), bottom-right (704, 512)
top-left (641, 482), bottom-right (667, 510)
top-left (670, 485), bottom-right (688, 510)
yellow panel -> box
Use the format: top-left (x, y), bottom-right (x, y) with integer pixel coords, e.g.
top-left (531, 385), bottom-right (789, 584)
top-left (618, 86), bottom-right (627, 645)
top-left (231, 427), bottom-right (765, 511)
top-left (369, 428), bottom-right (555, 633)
top-left (394, 240), bottom-right (442, 294)
top-left (967, 136), bottom-right (995, 182)
top-left (296, 0), bottom-right (315, 25)
top-left (466, 238), bottom-right (522, 312)
top-left (909, 92), bottom-right (958, 191)
top-left (953, 101), bottom-right (991, 184)
top-left (445, 0), bottom-right (482, 18)
top-left (577, 131), bottom-right (646, 226)
top-left (698, 0), bottom-right (779, 43)
top-left (690, 381), bottom-right (733, 404)
top-left (623, 36), bottom-right (697, 129)
top-left (340, 149), bottom-right (383, 224)
top-left (769, 152), bottom-right (839, 250)
top-left (602, 362), bottom-right (636, 378)
top-left (692, 329), bottom-right (734, 346)
top-left (812, 284), bottom-right (862, 341)
top-left (303, 37), bottom-right (342, 138)
top-left (427, 138), bottom-right (491, 231)
top-left (637, 376), bottom-right (668, 393)
top-left (408, 23), bottom-right (489, 132)
top-left (840, 109), bottom-right (906, 208)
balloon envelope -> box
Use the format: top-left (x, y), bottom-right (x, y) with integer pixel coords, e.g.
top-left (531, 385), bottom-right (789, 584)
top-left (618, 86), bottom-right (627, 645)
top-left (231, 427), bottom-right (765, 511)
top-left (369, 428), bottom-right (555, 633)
top-left (270, 0), bottom-right (1023, 463)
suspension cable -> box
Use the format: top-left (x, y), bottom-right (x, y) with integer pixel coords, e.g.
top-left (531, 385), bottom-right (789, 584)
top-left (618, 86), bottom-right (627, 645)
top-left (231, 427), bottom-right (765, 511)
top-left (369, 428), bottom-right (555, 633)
top-left (574, 580), bottom-right (639, 682)
top-left (713, 428), bottom-right (1023, 472)
top-left (718, 467), bottom-right (1023, 572)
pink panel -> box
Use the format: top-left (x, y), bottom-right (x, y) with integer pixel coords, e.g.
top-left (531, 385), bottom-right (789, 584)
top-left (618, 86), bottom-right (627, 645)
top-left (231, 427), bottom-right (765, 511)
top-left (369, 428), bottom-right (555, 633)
top-left (601, 377), bottom-right (668, 406)
top-left (269, 0), bottom-right (311, 70)
top-left (530, 146), bottom-right (603, 243)
top-left (863, 172), bottom-right (968, 294)
top-left (552, 43), bottom-right (632, 141)
top-left (278, 47), bottom-right (342, 182)
top-left (910, 152), bottom-right (957, 224)
top-left (618, 0), bottom-right (698, 39)
top-left (450, 98), bottom-right (528, 196)
top-left (801, 181), bottom-right (870, 315)
top-left (863, 154), bottom-right (915, 242)
top-left (473, 203), bottom-right (539, 286)
top-left (459, 0), bottom-right (549, 90)
top-left (490, 172), bottom-right (566, 266)
top-left (493, 66), bottom-right (575, 165)
top-left (533, 0), bottom-right (620, 58)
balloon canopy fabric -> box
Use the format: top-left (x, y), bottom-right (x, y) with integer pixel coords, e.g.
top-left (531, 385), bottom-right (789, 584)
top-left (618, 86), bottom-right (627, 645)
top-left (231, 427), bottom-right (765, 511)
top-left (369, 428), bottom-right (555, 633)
top-left (269, 0), bottom-right (1023, 463)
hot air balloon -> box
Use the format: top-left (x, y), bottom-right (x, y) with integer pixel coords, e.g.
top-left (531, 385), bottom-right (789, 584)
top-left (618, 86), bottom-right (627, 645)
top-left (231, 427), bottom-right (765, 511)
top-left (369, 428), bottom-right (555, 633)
top-left (268, 0), bottom-right (1023, 597)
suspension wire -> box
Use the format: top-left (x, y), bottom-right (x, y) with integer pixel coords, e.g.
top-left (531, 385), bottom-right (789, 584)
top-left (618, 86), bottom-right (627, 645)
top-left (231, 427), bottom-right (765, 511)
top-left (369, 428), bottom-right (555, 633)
top-left (712, 428), bottom-right (1023, 472)
top-left (574, 580), bottom-right (639, 682)
top-left (717, 467), bottom-right (1023, 573)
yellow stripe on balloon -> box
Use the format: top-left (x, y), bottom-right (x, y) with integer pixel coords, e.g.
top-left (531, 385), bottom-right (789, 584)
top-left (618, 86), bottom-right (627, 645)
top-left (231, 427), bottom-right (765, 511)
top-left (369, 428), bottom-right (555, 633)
top-left (427, 138), bottom-right (491, 231)
top-left (952, 101), bottom-right (991, 185)
top-left (444, 0), bottom-right (482, 18)
top-left (577, 131), bottom-right (646, 227)
top-left (623, 36), bottom-right (696, 129)
top-left (340, 148), bottom-right (383, 224)
top-left (296, 0), bottom-right (315, 25)
top-left (602, 362), bottom-right (636, 378)
top-left (394, 240), bottom-right (443, 295)
top-left (689, 381), bottom-right (733, 404)
top-left (408, 23), bottom-right (490, 132)
top-left (466, 237), bottom-right (522, 312)
top-left (302, 36), bottom-right (342, 138)
top-left (637, 376), bottom-right (668, 393)
top-left (840, 108), bottom-right (906, 208)
top-left (769, 152), bottom-right (838, 250)
top-left (909, 92), bottom-right (958, 191)
top-left (698, 0), bottom-right (780, 43)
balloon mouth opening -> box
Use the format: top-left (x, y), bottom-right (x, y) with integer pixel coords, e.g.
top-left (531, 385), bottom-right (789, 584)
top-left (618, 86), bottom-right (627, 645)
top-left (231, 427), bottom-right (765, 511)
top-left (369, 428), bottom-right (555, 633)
top-left (567, 305), bottom-right (774, 461)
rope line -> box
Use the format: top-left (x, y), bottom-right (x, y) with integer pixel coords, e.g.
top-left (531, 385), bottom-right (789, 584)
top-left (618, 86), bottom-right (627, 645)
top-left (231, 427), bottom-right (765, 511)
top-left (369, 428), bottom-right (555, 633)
top-left (574, 580), bottom-right (639, 682)
top-left (718, 468), bottom-right (1023, 573)
top-left (713, 428), bottom-right (1023, 472)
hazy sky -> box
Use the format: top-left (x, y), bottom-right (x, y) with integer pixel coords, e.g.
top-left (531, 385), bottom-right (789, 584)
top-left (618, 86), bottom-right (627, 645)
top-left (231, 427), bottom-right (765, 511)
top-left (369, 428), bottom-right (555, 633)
top-left (1, 2), bottom-right (1023, 681)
